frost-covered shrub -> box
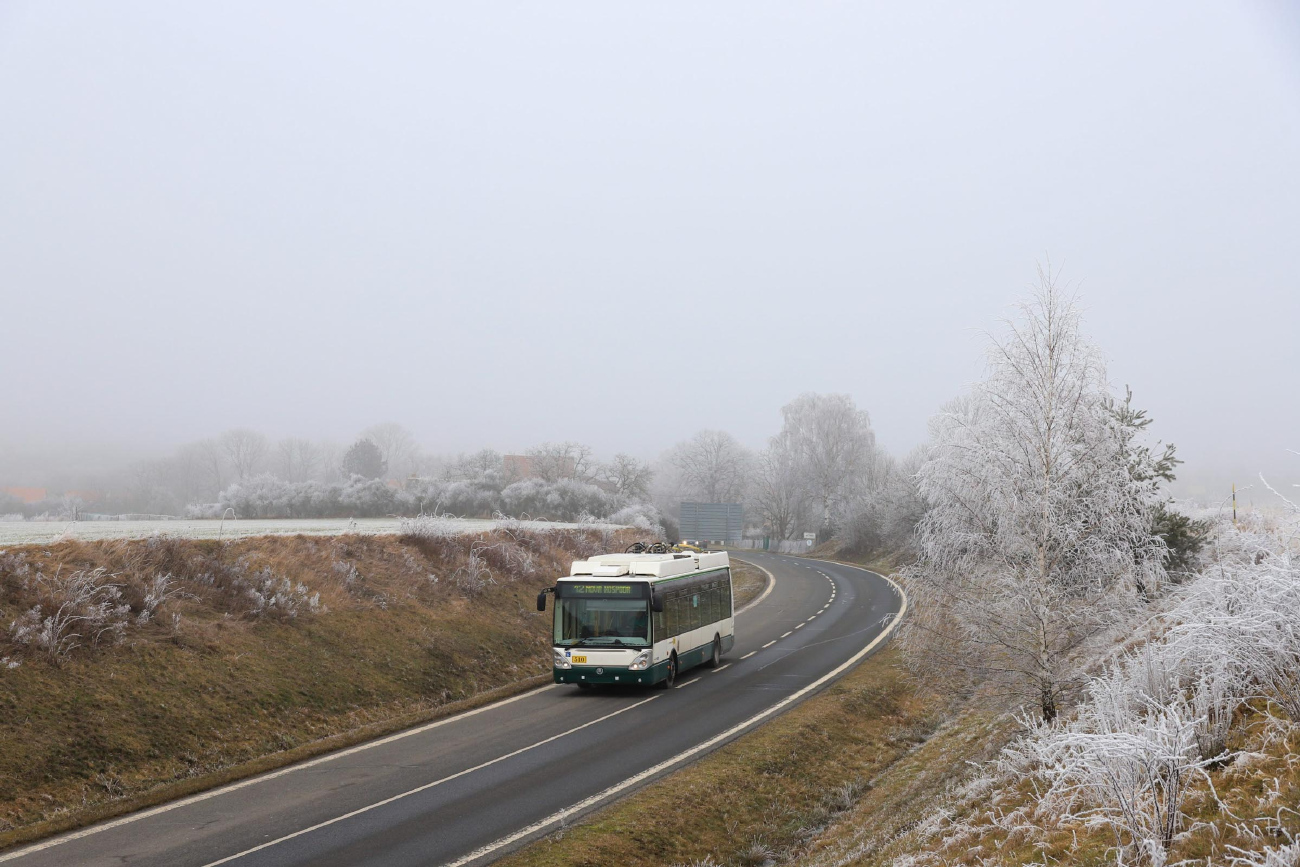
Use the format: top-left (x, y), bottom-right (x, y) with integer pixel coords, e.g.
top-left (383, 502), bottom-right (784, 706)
top-left (242, 568), bottom-right (321, 620)
top-left (500, 479), bottom-right (618, 522)
top-left (398, 513), bottom-right (465, 540)
top-left (1010, 675), bottom-right (1219, 861)
top-left (606, 502), bottom-right (666, 538)
top-left (452, 547), bottom-right (494, 593)
top-left (8, 568), bottom-right (132, 661)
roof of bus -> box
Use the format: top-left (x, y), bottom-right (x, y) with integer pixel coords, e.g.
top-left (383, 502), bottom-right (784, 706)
top-left (565, 551), bottom-right (729, 581)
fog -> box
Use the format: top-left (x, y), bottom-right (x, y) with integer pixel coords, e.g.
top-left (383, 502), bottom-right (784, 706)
top-left (2, 2), bottom-right (1298, 502)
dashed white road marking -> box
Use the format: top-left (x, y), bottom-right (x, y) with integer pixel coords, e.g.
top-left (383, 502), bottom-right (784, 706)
top-left (711, 664), bottom-right (732, 673)
top-left (780, 631), bottom-right (792, 638)
top-left (740, 651), bottom-right (757, 660)
top-left (762, 640), bottom-right (777, 648)
top-left (675, 678), bottom-right (701, 690)
top-left (795, 623), bottom-right (805, 630)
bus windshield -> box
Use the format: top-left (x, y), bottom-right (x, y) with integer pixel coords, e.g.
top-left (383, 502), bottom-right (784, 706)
top-left (554, 597), bottom-right (650, 647)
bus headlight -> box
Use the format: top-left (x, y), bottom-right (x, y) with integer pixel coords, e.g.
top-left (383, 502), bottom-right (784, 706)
top-left (627, 650), bottom-right (652, 671)
top-left (553, 648), bottom-right (572, 670)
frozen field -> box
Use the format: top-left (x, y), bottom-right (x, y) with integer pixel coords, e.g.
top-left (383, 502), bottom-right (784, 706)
top-left (0, 517), bottom-right (603, 547)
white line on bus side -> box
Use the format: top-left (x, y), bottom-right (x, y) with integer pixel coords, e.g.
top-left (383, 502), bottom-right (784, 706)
top-left (675, 678), bottom-right (701, 689)
top-left (188, 695), bottom-right (662, 867)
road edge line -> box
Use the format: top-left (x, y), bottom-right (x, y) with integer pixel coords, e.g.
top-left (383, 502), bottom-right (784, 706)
top-left (732, 557), bottom-right (776, 615)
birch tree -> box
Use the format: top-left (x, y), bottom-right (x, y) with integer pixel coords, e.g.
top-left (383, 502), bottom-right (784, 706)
top-left (905, 270), bottom-right (1165, 721)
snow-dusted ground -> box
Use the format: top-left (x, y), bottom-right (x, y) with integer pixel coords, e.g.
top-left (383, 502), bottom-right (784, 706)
top-left (0, 517), bottom-right (603, 546)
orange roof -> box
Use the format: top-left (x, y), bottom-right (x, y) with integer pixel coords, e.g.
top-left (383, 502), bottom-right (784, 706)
top-left (2, 487), bottom-right (47, 504)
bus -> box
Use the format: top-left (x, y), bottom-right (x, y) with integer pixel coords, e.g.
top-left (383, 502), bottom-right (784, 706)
top-left (537, 550), bottom-right (735, 688)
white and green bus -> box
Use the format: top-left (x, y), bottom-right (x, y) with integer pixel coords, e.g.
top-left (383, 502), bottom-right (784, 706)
top-left (537, 550), bottom-right (735, 688)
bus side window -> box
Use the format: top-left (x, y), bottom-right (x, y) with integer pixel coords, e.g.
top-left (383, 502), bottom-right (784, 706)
top-left (722, 571), bottom-right (733, 616)
top-left (665, 594), bottom-right (678, 637)
top-left (692, 594), bottom-right (702, 631)
top-left (709, 583), bottom-right (720, 622)
top-left (652, 608), bottom-right (665, 641)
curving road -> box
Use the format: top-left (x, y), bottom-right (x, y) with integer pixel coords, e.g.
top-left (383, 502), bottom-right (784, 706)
top-left (1, 554), bottom-right (904, 867)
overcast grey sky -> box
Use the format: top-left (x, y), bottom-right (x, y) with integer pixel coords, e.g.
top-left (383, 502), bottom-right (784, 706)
top-left (2, 2), bottom-right (1298, 500)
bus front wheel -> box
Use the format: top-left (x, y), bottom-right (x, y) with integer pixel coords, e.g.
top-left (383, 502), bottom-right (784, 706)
top-left (660, 653), bottom-right (677, 689)
top-left (708, 636), bottom-right (722, 668)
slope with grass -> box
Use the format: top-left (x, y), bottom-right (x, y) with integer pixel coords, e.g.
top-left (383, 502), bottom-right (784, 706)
top-left (0, 523), bottom-right (640, 847)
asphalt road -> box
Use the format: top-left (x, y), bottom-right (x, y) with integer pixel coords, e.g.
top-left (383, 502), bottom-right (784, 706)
top-left (1, 554), bottom-right (905, 867)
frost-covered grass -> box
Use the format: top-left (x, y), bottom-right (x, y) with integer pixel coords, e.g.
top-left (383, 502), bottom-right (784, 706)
top-left (791, 511), bottom-right (1300, 867)
top-left (0, 516), bottom-right (611, 546)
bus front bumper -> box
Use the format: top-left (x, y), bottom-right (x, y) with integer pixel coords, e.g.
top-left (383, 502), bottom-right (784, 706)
top-left (554, 663), bottom-right (661, 686)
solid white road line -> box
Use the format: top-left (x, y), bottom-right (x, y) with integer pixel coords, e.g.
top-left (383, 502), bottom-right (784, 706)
top-left (0, 684), bottom-right (560, 864)
top-left (191, 695), bottom-right (662, 867)
top-left (740, 651), bottom-right (757, 660)
top-left (711, 664), bottom-right (731, 673)
top-left (675, 678), bottom-right (701, 689)
top-left (734, 559), bottom-right (777, 615)
top-left (439, 568), bottom-right (909, 867)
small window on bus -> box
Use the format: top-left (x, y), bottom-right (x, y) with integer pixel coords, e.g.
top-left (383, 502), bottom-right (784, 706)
top-left (722, 573), bottom-right (732, 616)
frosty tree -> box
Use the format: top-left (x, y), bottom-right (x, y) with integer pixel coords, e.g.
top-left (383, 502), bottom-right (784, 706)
top-left (905, 269), bottom-right (1165, 721)
top-left (669, 430), bottom-right (752, 503)
top-left (779, 393), bottom-right (876, 533)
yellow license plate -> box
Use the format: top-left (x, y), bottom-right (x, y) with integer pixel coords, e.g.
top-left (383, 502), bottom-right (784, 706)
top-left (571, 655), bottom-right (587, 664)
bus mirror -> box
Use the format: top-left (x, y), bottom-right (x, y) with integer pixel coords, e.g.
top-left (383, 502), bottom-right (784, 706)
top-left (651, 592), bottom-right (664, 613)
top-left (536, 590), bottom-right (548, 612)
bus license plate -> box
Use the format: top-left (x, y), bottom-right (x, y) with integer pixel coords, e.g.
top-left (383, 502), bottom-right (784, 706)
top-left (571, 655), bottom-right (587, 664)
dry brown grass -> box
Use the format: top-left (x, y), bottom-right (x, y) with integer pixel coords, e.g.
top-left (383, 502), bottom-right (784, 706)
top-left (0, 527), bottom-right (638, 844)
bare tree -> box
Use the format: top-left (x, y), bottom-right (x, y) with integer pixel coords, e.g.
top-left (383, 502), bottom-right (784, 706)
top-left (904, 270), bottom-right (1164, 722)
top-left (219, 429), bottom-right (269, 482)
top-left (195, 438), bottom-right (227, 494)
top-left (601, 453), bottom-right (654, 500)
top-left (317, 441), bottom-right (344, 484)
top-left (526, 441), bottom-right (596, 482)
top-left (669, 430), bottom-right (752, 503)
top-left (362, 422), bottom-right (419, 480)
top-left (779, 393), bottom-right (876, 532)
top-left (751, 430), bottom-right (809, 539)
top-left (274, 438), bottom-right (321, 483)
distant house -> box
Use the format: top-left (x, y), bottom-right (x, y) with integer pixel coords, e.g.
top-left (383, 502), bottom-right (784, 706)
top-left (502, 455), bottom-right (534, 480)
top-left (2, 487), bottom-right (46, 504)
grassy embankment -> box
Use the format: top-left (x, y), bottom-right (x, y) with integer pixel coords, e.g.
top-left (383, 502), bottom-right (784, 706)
top-left (0, 524), bottom-right (656, 848)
